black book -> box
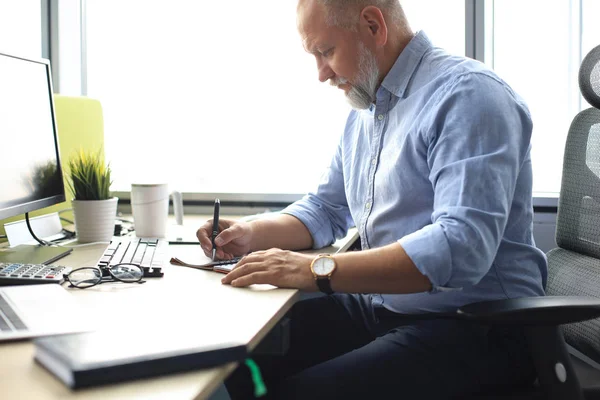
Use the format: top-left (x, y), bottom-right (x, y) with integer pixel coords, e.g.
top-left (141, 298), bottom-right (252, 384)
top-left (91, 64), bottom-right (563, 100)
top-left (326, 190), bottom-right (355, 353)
top-left (34, 331), bottom-right (247, 389)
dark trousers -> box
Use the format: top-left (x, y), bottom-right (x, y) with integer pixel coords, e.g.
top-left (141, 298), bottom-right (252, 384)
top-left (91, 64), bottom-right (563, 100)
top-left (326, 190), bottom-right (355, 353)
top-left (226, 294), bottom-right (536, 400)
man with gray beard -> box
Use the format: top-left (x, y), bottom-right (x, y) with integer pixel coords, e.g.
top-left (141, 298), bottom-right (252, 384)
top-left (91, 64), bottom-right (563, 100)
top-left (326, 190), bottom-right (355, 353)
top-left (197, 0), bottom-right (546, 398)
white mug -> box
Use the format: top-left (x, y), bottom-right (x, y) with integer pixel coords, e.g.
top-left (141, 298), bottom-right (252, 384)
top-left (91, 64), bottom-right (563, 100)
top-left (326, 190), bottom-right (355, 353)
top-left (130, 183), bottom-right (169, 238)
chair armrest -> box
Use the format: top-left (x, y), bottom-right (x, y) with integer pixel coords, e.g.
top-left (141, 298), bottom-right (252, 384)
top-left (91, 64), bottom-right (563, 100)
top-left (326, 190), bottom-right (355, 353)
top-left (456, 296), bottom-right (600, 326)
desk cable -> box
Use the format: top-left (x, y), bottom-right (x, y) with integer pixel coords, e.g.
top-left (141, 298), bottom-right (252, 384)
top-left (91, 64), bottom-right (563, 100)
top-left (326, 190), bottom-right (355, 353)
top-left (245, 358), bottom-right (267, 398)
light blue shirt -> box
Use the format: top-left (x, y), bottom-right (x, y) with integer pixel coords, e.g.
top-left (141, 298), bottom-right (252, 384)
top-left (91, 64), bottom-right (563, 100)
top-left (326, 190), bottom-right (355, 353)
top-left (283, 31), bottom-right (547, 314)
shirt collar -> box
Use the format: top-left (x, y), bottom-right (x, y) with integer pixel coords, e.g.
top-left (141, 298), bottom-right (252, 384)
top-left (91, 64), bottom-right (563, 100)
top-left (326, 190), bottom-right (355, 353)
top-left (380, 30), bottom-right (432, 99)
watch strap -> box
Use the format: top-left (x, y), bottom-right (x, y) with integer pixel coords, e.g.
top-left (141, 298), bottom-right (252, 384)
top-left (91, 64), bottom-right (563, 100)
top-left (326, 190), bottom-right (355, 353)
top-left (316, 277), bottom-right (334, 295)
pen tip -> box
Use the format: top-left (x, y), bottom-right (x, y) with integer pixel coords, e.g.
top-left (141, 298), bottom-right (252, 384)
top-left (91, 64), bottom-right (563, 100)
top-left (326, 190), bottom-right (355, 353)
top-left (212, 249), bottom-right (216, 261)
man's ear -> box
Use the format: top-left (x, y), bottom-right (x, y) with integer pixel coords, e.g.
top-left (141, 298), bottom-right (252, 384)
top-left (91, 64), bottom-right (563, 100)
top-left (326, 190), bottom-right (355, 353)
top-left (359, 6), bottom-right (388, 46)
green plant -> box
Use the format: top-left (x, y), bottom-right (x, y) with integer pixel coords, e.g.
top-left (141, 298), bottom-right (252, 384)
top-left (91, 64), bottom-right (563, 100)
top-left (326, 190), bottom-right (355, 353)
top-left (66, 149), bottom-right (112, 200)
top-left (28, 160), bottom-right (62, 198)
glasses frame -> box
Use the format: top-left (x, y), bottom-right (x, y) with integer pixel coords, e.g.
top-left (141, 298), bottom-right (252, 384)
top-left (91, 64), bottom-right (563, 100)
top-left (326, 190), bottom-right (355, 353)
top-left (63, 263), bottom-right (146, 289)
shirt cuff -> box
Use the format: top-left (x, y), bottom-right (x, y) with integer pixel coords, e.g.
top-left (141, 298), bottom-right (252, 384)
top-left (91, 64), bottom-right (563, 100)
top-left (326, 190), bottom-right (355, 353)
top-left (281, 203), bottom-right (331, 249)
top-left (398, 224), bottom-right (462, 293)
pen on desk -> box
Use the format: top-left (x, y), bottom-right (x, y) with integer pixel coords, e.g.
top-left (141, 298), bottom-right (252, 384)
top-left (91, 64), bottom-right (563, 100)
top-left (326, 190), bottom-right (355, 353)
top-left (211, 198), bottom-right (220, 261)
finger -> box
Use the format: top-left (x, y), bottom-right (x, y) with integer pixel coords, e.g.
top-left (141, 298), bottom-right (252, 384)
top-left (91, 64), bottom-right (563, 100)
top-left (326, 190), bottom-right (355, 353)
top-left (230, 271), bottom-right (274, 287)
top-left (196, 222), bottom-right (214, 251)
top-left (239, 250), bottom-right (270, 263)
top-left (221, 251), bottom-right (236, 260)
top-left (221, 260), bottom-right (260, 284)
top-left (216, 248), bottom-right (235, 260)
top-left (236, 252), bottom-right (259, 264)
top-left (214, 223), bottom-right (245, 247)
top-left (200, 241), bottom-right (212, 258)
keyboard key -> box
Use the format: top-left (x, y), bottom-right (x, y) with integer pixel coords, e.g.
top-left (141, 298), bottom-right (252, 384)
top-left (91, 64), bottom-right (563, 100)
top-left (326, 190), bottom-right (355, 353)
top-left (132, 243), bottom-right (147, 265)
top-left (121, 240), bottom-right (139, 264)
top-left (141, 250), bottom-right (154, 268)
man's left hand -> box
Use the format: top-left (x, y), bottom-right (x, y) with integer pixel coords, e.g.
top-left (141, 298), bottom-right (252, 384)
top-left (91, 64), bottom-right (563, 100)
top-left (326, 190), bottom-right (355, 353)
top-left (221, 249), bottom-right (318, 291)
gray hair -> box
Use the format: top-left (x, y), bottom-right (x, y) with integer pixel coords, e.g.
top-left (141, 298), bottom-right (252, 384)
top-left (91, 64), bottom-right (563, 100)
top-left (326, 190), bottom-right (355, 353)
top-left (317, 0), bottom-right (406, 30)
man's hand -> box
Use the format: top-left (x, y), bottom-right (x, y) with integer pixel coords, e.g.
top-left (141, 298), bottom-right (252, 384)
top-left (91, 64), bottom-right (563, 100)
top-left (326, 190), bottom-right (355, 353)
top-left (221, 249), bottom-right (318, 291)
top-left (196, 218), bottom-right (253, 260)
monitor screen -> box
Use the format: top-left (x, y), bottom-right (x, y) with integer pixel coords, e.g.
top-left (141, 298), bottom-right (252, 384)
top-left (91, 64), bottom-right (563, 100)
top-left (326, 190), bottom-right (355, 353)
top-left (0, 52), bottom-right (65, 220)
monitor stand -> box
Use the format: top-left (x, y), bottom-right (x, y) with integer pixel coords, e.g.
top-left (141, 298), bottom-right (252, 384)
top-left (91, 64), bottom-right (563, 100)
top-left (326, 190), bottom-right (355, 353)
top-left (0, 244), bottom-right (73, 265)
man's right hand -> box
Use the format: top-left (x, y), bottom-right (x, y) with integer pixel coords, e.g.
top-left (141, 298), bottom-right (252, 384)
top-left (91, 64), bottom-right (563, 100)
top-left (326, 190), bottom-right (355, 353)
top-left (196, 218), bottom-right (253, 260)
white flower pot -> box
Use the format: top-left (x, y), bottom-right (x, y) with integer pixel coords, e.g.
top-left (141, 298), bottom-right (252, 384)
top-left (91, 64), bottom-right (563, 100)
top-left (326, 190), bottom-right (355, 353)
top-left (72, 197), bottom-right (119, 243)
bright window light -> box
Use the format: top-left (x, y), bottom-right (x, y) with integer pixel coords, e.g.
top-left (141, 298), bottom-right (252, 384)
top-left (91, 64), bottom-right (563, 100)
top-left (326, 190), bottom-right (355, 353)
top-left (402, 0), bottom-right (465, 57)
top-left (86, 1), bottom-right (347, 195)
top-left (86, 1), bottom-right (466, 197)
top-left (486, 0), bottom-right (599, 196)
top-left (0, 0), bottom-right (41, 59)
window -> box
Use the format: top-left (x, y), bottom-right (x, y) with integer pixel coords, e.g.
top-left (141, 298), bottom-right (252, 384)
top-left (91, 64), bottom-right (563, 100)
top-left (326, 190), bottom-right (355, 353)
top-left (85, 0), bottom-right (466, 199)
top-left (485, 0), bottom-right (600, 196)
top-left (402, 0), bottom-right (465, 57)
top-left (0, 0), bottom-right (42, 58)
top-left (66, 1), bottom-right (600, 201)
top-left (86, 1), bottom-right (348, 196)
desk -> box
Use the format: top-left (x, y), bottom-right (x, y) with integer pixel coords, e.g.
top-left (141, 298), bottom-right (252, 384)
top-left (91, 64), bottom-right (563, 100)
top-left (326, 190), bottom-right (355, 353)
top-left (0, 217), bottom-right (358, 400)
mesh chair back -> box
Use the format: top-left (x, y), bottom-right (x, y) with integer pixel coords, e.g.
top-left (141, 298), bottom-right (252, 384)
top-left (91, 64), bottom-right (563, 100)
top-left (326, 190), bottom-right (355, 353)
top-left (547, 44), bottom-right (600, 364)
top-left (555, 45), bottom-right (600, 257)
top-left (580, 45), bottom-right (600, 110)
top-left (547, 248), bottom-right (600, 363)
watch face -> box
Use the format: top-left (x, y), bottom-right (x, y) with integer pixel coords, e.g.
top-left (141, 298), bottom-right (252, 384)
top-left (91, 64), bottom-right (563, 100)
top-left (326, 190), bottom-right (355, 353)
top-left (313, 256), bottom-right (336, 276)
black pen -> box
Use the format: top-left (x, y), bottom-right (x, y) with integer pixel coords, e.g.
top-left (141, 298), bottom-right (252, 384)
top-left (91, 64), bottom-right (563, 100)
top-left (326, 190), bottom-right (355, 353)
top-left (211, 198), bottom-right (220, 261)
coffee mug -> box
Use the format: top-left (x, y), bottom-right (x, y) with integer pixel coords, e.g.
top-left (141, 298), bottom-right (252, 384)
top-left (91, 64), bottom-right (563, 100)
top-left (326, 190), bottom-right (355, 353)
top-left (130, 183), bottom-right (169, 238)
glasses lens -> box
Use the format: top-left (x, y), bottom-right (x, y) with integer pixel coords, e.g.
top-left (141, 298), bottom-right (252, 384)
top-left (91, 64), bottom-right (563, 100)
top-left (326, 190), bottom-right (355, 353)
top-left (68, 267), bottom-right (102, 288)
top-left (111, 264), bottom-right (144, 282)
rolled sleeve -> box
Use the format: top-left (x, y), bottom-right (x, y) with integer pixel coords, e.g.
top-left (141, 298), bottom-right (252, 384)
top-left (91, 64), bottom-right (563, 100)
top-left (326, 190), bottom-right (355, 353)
top-left (398, 224), bottom-right (459, 292)
top-left (405, 72), bottom-right (532, 290)
top-left (283, 199), bottom-right (340, 249)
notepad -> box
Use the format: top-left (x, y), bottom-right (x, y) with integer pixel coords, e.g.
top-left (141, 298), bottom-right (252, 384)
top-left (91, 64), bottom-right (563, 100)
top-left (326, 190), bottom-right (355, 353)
top-left (170, 256), bottom-right (242, 274)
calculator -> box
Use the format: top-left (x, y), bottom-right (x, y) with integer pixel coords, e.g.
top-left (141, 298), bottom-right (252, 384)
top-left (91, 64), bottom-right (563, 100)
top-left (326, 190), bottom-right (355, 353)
top-left (0, 263), bottom-right (72, 285)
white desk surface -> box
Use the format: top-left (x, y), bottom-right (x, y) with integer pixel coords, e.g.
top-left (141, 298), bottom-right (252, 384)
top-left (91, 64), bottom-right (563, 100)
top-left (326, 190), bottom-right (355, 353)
top-left (0, 216), bottom-right (358, 400)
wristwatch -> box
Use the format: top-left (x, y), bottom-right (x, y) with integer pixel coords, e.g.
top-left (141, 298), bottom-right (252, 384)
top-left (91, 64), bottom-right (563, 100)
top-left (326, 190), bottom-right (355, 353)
top-left (310, 254), bottom-right (337, 295)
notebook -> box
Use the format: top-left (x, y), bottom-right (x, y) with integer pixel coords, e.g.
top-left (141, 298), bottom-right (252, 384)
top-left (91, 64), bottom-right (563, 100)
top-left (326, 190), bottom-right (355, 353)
top-left (170, 256), bottom-right (242, 274)
top-left (0, 284), bottom-right (94, 341)
top-left (34, 330), bottom-right (247, 388)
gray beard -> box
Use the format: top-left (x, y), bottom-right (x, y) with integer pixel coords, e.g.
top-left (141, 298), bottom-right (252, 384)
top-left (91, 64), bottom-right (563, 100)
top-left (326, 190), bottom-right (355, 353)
top-left (345, 43), bottom-right (380, 110)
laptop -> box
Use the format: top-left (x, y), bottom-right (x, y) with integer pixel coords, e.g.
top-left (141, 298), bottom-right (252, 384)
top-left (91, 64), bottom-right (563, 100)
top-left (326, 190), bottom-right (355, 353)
top-left (0, 284), bottom-right (94, 341)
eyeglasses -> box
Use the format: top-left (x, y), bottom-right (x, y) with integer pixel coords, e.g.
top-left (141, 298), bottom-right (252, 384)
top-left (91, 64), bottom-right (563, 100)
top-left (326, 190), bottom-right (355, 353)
top-left (63, 263), bottom-right (146, 289)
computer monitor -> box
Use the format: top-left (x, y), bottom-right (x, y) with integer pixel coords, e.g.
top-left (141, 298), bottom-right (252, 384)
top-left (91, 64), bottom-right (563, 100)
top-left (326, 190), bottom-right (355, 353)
top-left (0, 51), bottom-right (71, 264)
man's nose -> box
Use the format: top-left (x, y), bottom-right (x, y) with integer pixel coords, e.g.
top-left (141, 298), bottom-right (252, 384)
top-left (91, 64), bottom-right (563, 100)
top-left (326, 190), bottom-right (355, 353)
top-left (317, 59), bottom-right (334, 83)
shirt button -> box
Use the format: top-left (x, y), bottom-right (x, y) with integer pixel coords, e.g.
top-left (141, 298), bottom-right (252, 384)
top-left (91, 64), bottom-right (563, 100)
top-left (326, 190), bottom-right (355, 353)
top-left (377, 114), bottom-right (384, 121)
top-left (371, 158), bottom-right (377, 165)
top-left (365, 202), bottom-right (372, 210)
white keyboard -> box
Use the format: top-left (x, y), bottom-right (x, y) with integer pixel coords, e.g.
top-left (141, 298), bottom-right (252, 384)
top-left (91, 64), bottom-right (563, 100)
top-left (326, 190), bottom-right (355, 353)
top-left (98, 237), bottom-right (167, 277)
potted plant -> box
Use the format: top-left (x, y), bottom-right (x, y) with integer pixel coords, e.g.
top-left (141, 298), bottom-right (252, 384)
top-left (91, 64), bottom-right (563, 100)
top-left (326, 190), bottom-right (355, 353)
top-left (65, 149), bottom-right (118, 243)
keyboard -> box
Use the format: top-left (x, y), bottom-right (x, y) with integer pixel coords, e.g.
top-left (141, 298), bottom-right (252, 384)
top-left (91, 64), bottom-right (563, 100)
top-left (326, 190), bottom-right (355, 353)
top-left (0, 263), bottom-right (72, 285)
top-left (98, 237), bottom-right (167, 278)
top-left (0, 238), bottom-right (167, 286)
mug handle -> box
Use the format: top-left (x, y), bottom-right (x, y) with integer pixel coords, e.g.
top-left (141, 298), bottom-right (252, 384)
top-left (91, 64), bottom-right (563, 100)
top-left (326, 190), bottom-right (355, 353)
top-left (171, 191), bottom-right (184, 225)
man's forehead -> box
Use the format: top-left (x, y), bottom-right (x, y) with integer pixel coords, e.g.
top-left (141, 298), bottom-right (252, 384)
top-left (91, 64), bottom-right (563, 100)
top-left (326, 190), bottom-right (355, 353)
top-left (297, 0), bottom-right (330, 52)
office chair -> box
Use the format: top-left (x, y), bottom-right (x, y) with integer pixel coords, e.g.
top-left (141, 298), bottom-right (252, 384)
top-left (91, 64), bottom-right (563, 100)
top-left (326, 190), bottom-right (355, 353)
top-left (456, 44), bottom-right (600, 400)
